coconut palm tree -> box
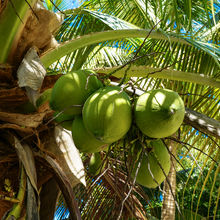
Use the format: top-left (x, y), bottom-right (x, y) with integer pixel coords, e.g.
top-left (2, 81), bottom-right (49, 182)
top-left (0, 0), bottom-right (219, 219)
top-left (50, 1), bottom-right (219, 219)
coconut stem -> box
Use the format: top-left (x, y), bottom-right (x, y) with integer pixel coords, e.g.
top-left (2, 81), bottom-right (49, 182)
top-left (6, 166), bottom-right (27, 220)
top-left (0, 195), bottom-right (20, 203)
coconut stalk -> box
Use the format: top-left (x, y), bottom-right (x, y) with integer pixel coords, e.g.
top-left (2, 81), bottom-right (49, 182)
top-left (5, 166), bottom-right (26, 220)
top-left (0, 0), bottom-right (37, 63)
top-left (0, 196), bottom-right (20, 204)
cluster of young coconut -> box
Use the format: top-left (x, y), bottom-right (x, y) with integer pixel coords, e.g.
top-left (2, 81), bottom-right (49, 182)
top-left (42, 69), bottom-right (185, 189)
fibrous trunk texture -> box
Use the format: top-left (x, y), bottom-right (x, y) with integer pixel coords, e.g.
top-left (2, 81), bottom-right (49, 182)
top-left (161, 139), bottom-right (177, 220)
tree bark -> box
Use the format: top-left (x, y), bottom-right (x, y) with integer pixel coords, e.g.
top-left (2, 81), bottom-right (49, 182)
top-left (184, 107), bottom-right (220, 139)
top-left (161, 139), bottom-right (177, 220)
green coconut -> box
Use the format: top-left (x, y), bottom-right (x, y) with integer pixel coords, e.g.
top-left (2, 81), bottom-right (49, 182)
top-left (50, 70), bottom-right (103, 116)
top-left (36, 88), bottom-right (52, 108)
top-left (71, 116), bottom-right (108, 153)
top-left (88, 153), bottom-right (103, 176)
top-left (54, 112), bottom-right (74, 131)
top-left (134, 89), bottom-right (185, 138)
top-left (131, 139), bottom-right (171, 188)
top-left (82, 86), bottom-right (132, 144)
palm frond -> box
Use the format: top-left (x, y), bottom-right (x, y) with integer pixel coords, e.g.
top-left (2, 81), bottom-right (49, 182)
top-left (43, 1), bottom-right (220, 219)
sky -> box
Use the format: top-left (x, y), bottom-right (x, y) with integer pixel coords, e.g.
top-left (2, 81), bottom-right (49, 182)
top-left (62, 0), bottom-right (81, 10)
top-left (73, 0), bottom-right (80, 8)
top-left (44, 0), bottom-right (81, 11)
top-left (67, 0), bottom-right (80, 9)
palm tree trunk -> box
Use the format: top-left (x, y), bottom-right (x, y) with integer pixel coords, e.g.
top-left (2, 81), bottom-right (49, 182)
top-left (161, 138), bottom-right (177, 220)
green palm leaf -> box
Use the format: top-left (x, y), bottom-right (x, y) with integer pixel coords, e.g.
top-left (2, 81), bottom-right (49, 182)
top-left (45, 1), bottom-right (220, 219)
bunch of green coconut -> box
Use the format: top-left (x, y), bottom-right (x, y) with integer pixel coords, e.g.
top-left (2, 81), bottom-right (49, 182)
top-left (42, 69), bottom-right (185, 189)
